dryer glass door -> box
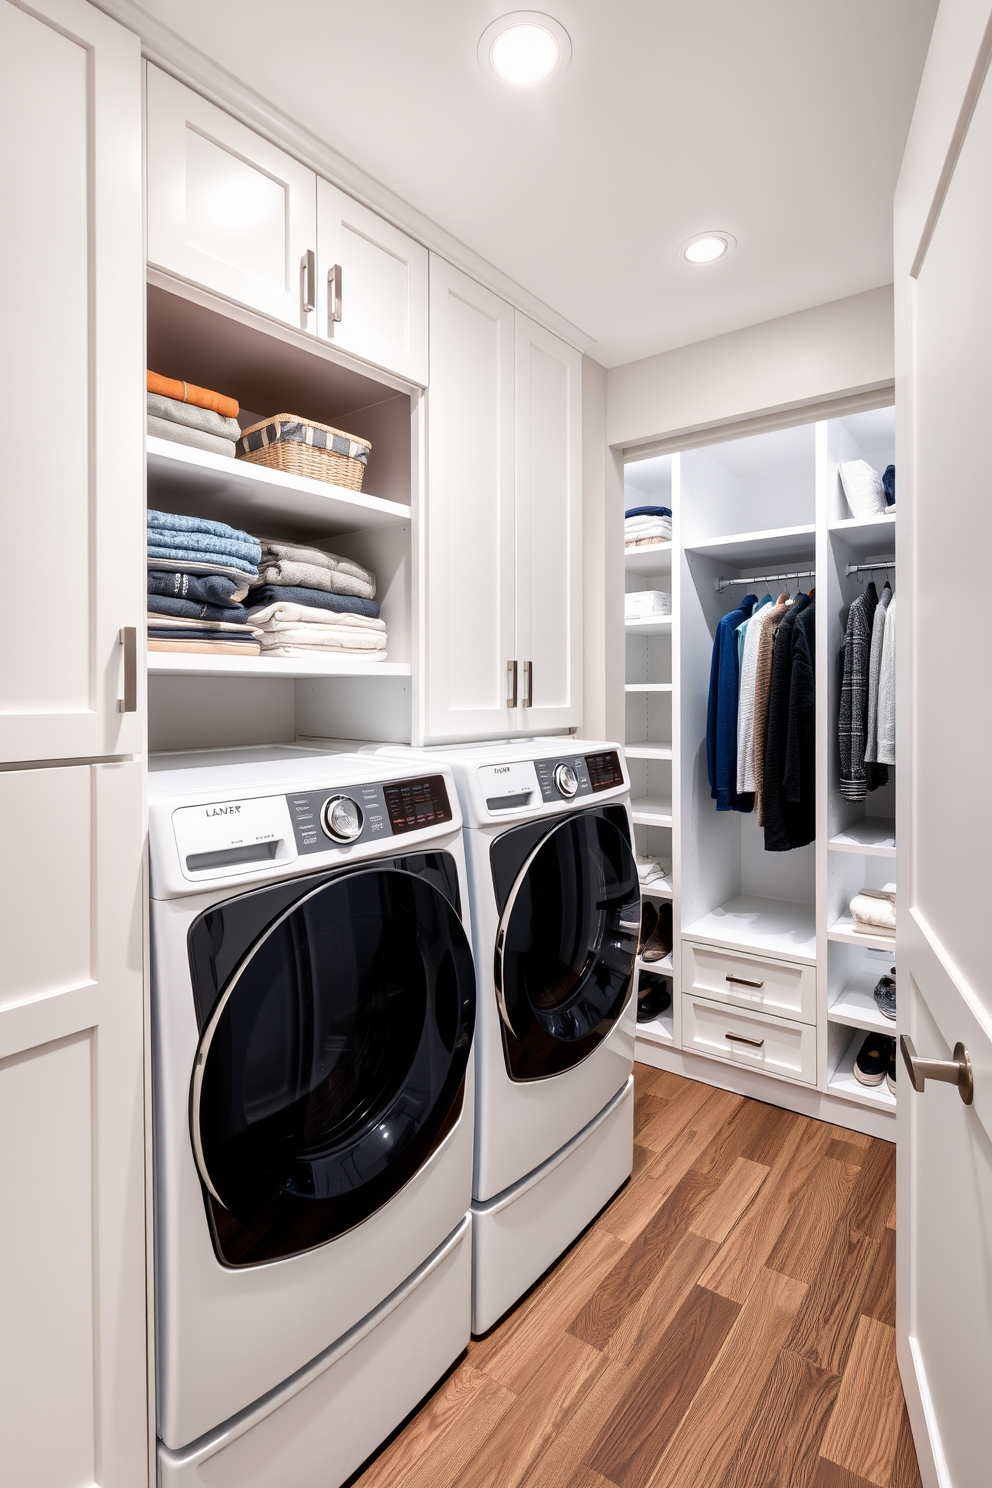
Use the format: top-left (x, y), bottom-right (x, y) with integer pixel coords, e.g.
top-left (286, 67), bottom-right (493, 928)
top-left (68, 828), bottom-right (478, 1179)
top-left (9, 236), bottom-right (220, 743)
top-left (190, 867), bottom-right (475, 1266)
top-left (495, 813), bottom-right (639, 1080)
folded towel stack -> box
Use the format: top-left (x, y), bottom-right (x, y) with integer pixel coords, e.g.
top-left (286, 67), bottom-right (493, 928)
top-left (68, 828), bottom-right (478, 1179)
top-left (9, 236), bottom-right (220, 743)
top-left (625, 505), bottom-right (672, 548)
top-left (147, 510), bottom-right (262, 654)
top-left (247, 541), bottom-right (385, 659)
top-left (147, 371), bottom-right (241, 459)
top-left (625, 589), bottom-right (672, 619)
top-left (636, 854), bottom-right (672, 891)
top-left (849, 886), bottom-right (896, 938)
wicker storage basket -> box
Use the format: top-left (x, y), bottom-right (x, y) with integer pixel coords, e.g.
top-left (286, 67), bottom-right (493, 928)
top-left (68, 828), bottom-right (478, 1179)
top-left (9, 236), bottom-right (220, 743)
top-left (237, 414), bottom-right (371, 491)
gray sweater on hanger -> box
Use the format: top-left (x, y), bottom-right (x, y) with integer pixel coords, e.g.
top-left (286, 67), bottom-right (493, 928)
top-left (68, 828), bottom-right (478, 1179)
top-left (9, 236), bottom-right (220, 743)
top-left (839, 582), bottom-right (888, 800)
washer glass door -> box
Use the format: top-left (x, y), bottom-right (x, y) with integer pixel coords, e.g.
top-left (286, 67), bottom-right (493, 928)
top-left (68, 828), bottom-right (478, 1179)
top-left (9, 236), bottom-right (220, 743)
top-left (191, 867), bottom-right (475, 1266)
top-left (495, 813), bottom-right (639, 1080)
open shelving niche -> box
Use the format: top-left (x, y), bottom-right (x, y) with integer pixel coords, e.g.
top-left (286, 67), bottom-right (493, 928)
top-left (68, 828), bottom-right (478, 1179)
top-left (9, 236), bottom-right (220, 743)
top-left (623, 407), bottom-right (898, 1139)
top-left (144, 280), bottom-right (419, 753)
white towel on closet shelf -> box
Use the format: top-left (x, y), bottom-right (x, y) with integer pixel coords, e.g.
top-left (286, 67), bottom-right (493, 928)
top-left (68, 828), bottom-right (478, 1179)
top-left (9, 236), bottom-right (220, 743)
top-left (839, 460), bottom-right (887, 519)
top-left (636, 855), bottom-right (672, 889)
top-left (876, 595), bottom-right (896, 765)
top-left (625, 590), bottom-right (671, 619)
top-left (850, 886), bottom-right (896, 937)
top-left (864, 585), bottom-right (892, 764)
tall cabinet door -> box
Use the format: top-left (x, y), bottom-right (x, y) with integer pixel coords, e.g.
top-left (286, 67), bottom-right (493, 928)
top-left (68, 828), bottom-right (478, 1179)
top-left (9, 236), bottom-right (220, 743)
top-left (146, 65), bottom-right (318, 332)
top-left (514, 313), bottom-right (583, 731)
top-left (424, 256), bottom-right (516, 742)
top-left (1, 0), bottom-right (145, 763)
top-left (316, 177), bottom-right (429, 384)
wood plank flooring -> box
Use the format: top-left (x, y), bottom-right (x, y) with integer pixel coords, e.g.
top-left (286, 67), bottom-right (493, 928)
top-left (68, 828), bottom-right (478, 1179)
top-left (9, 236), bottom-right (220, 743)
top-left (352, 1065), bottom-right (920, 1488)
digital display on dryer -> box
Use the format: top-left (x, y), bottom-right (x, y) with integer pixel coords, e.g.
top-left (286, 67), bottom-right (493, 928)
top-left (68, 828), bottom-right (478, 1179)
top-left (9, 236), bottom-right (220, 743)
top-left (585, 751), bottom-right (624, 791)
top-left (383, 775), bottom-right (453, 834)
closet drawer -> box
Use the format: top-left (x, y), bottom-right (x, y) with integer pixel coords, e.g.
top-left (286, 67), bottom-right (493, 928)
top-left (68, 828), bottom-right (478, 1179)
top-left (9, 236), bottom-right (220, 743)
top-left (682, 994), bottom-right (817, 1086)
top-left (683, 941), bottom-right (816, 1024)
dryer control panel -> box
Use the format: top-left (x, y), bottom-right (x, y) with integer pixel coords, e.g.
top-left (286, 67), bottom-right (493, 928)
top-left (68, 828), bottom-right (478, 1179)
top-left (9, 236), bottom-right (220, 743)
top-left (287, 773), bottom-right (452, 853)
top-left (535, 749), bottom-right (624, 803)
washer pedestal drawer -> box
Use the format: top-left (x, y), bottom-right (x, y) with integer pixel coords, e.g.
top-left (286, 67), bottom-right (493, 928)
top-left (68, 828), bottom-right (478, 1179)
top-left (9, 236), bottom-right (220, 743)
top-left (683, 941), bottom-right (816, 1024)
top-left (682, 993), bottom-right (817, 1086)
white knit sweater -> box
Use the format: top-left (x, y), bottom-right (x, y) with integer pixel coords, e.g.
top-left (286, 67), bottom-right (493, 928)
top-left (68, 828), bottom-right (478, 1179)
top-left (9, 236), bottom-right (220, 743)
top-left (736, 599), bottom-right (775, 794)
top-left (876, 594), bottom-right (896, 765)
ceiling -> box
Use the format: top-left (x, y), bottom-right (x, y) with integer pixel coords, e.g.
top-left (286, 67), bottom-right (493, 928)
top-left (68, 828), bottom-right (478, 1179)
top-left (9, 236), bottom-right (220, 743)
top-left (139, 0), bottom-right (938, 368)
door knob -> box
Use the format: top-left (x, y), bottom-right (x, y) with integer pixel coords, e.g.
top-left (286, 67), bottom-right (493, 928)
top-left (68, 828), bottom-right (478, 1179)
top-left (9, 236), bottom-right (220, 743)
top-left (900, 1034), bottom-right (974, 1105)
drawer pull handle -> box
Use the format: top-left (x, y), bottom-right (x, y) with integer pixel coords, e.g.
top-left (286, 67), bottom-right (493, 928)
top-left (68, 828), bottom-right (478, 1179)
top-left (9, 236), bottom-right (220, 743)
top-left (726, 974), bottom-right (764, 988)
top-left (725, 1032), bottom-right (765, 1049)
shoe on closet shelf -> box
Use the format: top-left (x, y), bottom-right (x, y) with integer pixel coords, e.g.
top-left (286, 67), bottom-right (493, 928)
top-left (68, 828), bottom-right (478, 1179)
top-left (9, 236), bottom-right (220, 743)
top-left (854, 1032), bottom-right (896, 1087)
top-left (638, 902), bottom-right (658, 954)
top-left (637, 971), bottom-right (672, 1022)
top-left (886, 1045), bottom-right (897, 1097)
top-left (640, 901), bottom-right (673, 964)
top-left (873, 968), bottom-right (897, 1021)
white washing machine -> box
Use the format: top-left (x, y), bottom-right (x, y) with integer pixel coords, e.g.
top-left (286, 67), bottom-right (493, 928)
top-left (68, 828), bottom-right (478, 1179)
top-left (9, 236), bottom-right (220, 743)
top-left (363, 739), bottom-right (638, 1332)
top-left (148, 746), bottom-right (477, 1488)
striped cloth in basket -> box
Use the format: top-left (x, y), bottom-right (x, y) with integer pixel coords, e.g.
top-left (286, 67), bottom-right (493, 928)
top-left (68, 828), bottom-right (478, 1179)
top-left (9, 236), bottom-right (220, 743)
top-left (237, 415), bottom-right (370, 465)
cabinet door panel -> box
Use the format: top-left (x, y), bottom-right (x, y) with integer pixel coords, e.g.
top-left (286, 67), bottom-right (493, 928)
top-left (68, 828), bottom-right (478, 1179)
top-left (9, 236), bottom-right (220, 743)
top-left (0, 0), bottom-right (144, 762)
top-left (514, 313), bottom-right (582, 730)
top-left (317, 178), bottom-right (428, 384)
top-left (146, 65), bottom-right (317, 331)
top-left (425, 257), bottom-right (515, 741)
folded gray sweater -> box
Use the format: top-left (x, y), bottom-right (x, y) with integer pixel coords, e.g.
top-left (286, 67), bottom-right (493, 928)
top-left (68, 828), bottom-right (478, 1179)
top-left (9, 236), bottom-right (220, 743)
top-left (147, 392), bottom-right (241, 441)
top-left (252, 541), bottom-right (376, 600)
top-left (148, 414), bottom-right (236, 458)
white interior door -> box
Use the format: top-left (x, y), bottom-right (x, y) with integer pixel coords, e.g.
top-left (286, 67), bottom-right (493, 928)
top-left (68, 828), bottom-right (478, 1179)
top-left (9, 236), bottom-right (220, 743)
top-left (424, 256), bottom-right (516, 742)
top-left (316, 177), bottom-right (428, 384)
top-left (146, 64), bottom-right (317, 331)
top-left (514, 312), bottom-right (582, 731)
top-left (0, 0), bottom-right (144, 762)
top-left (896, 6), bottom-right (992, 1482)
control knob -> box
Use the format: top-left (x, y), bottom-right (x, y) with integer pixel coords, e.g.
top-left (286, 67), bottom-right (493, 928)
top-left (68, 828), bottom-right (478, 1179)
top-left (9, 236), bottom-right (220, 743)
top-left (553, 763), bottom-right (579, 799)
top-left (321, 795), bottom-right (364, 843)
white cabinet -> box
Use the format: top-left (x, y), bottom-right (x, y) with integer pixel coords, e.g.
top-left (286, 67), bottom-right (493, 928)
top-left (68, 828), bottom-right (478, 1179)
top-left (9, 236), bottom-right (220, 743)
top-left (146, 64), bottom-right (318, 331)
top-left (425, 257), bottom-right (582, 742)
top-left (316, 177), bottom-right (429, 384)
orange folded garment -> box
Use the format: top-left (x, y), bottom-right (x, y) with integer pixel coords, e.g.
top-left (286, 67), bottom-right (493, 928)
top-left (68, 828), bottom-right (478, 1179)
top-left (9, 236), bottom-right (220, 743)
top-left (147, 371), bottom-right (239, 421)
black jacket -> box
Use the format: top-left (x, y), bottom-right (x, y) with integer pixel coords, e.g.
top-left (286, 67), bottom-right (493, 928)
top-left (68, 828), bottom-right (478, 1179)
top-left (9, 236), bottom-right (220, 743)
top-left (762, 596), bottom-right (816, 852)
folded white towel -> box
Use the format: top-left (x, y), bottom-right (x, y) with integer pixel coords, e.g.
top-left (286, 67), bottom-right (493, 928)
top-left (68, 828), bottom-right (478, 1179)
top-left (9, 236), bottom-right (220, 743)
top-left (850, 887), bottom-right (896, 937)
top-left (248, 601), bottom-right (385, 631)
top-left (839, 460), bottom-right (887, 519)
top-left (625, 590), bottom-right (671, 618)
top-left (147, 414), bottom-right (236, 459)
top-left (636, 854), bottom-right (672, 889)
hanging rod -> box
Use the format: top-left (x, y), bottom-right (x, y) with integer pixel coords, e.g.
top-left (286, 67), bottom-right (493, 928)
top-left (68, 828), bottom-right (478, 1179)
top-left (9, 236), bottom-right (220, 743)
top-left (716, 568), bottom-right (815, 593)
top-left (846, 559), bottom-right (896, 576)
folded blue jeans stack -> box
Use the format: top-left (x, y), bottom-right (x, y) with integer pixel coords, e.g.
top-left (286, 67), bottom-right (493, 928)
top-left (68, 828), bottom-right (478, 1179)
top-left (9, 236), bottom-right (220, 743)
top-left (147, 510), bottom-right (262, 654)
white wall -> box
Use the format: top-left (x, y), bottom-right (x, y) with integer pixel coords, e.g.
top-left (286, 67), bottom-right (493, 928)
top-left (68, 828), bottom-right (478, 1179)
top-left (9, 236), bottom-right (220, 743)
top-left (607, 285), bottom-right (895, 452)
top-left (581, 355), bottom-right (625, 742)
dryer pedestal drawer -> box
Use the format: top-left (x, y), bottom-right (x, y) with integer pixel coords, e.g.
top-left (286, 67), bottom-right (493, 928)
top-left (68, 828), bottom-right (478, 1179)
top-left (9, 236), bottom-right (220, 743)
top-left (682, 994), bottom-right (817, 1086)
top-left (682, 941), bottom-right (816, 1024)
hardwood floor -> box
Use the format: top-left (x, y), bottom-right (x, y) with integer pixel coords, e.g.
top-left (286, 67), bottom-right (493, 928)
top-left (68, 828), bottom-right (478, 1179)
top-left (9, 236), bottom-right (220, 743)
top-left (352, 1065), bottom-right (920, 1488)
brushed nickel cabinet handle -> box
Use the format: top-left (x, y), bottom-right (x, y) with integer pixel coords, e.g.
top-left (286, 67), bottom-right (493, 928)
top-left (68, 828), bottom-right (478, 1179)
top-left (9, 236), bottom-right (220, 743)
top-left (901, 1035), bottom-right (974, 1105)
top-left (301, 249), bottom-right (316, 313)
top-left (507, 660), bottom-right (518, 709)
top-left (118, 627), bottom-right (136, 713)
top-left (725, 1032), bottom-right (764, 1049)
top-left (522, 660), bottom-right (533, 708)
top-left (726, 974), bottom-right (764, 988)
top-left (328, 263), bottom-right (343, 328)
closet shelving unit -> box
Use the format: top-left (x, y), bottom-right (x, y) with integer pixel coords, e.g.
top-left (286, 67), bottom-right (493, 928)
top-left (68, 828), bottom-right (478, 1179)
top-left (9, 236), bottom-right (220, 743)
top-left (625, 408), bottom-right (897, 1137)
top-left (144, 280), bottom-right (419, 750)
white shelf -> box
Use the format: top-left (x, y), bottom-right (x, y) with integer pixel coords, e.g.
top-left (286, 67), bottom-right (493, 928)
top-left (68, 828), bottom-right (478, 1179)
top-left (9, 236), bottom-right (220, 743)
top-left (639, 880), bottom-right (674, 900)
top-left (625, 682), bottom-right (672, 693)
top-left (146, 436), bottom-right (411, 536)
top-left (827, 969), bottom-right (897, 1034)
top-left (624, 542), bottom-right (672, 575)
top-left (636, 1012), bottom-right (675, 1047)
top-left (828, 1037), bottom-right (896, 1111)
top-left (625, 616), bottom-right (672, 636)
top-left (147, 652), bottom-right (412, 680)
top-left (631, 796), bottom-right (673, 827)
top-left (625, 743), bottom-right (673, 760)
top-left (828, 513), bottom-right (896, 556)
top-left (636, 952), bottom-right (673, 975)
top-left (828, 817), bottom-right (896, 857)
top-left (683, 895), bottom-right (817, 964)
top-left (827, 914), bottom-right (896, 953)
top-left (684, 523), bottom-right (816, 567)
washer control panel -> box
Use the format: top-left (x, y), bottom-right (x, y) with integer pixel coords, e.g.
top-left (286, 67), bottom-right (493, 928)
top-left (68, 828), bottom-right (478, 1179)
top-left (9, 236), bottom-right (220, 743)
top-left (535, 749), bottom-right (625, 803)
top-left (286, 773), bottom-right (453, 854)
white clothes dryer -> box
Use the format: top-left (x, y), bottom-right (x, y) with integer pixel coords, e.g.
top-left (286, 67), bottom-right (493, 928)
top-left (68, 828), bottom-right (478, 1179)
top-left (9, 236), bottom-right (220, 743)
top-left (148, 746), bottom-right (477, 1488)
top-left (363, 739), bottom-right (637, 1332)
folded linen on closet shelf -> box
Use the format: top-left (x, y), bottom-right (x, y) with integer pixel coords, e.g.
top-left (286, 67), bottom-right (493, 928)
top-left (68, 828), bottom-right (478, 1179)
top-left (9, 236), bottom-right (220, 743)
top-left (147, 392), bottom-right (242, 442)
top-left (147, 510), bottom-right (262, 575)
top-left (147, 371), bottom-right (239, 421)
top-left (147, 614), bottom-right (261, 636)
top-left (147, 556), bottom-right (255, 586)
top-left (625, 531), bottom-right (672, 548)
top-left (147, 569), bottom-right (250, 607)
top-left (148, 594), bottom-right (250, 624)
top-left (849, 887), bottom-right (896, 938)
top-left (839, 460), bottom-right (888, 519)
top-left (625, 505), bottom-right (672, 519)
top-left (254, 540), bottom-right (375, 592)
top-left (636, 855), bottom-right (672, 889)
top-left (247, 584), bottom-right (380, 618)
top-left (147, 611), bottom-right (262, 656)
top-left (625, 590), bottom-right (671, 619)
top-left (147, 414), bottom-right (236, 458)
top-left (148, 637), bottom-right (262, 655)
top-left (249, 601), bottom-right (387, 654)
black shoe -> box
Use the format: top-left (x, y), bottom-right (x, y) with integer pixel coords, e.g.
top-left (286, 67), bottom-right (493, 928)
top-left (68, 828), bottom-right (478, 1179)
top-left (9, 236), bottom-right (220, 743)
top-left (873, 969), bottom-right (897, 1021)
top-left (639, 902), bottom-right (658, 955)
top-left (641, 901), bottom-right (673, 963)
top-left (637, 971), bottom-right (672, 1022)
top-left (886, 1044), bottom-right (897, 1096)
top-left (854, 1033), bottom-right (895, 1087)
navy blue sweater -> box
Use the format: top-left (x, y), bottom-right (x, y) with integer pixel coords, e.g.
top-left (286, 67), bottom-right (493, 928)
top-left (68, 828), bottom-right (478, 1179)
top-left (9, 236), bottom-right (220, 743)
top-left (707, 596), bottom-right (758, 811)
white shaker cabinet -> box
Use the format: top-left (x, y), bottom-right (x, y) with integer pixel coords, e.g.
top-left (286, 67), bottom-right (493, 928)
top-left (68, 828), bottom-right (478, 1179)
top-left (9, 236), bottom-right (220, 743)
top-left (316, 177), bottom-right (429, 384)
top-left (424, 257), bottom-right (582, 741)
top-left (146, 64), bottom-right (318, 332)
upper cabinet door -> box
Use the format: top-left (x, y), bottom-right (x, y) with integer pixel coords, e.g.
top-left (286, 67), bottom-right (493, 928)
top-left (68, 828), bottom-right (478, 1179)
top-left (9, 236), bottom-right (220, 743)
top-left (424, 256), bottom-right (516, 742)
top-left (316, 178), bottom-right (429, 385)
top-left (0, 0), bottom-right (144, 764)
top-left (146, 66), bottom-right (317, 331)
top-left (513, 313), bottom-right (583, 731)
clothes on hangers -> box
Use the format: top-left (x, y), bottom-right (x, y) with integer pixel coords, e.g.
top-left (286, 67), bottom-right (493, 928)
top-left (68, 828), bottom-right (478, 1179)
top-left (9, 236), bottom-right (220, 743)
top-left (736, 596), bottom-right (774, 794)
top-left (753, 595), bottom-right (793, 824)
top-left (864, 582), bottom-right (892, 765)
top-left (763, 594), bottom-right (816, 851)
top-left (839, 581), bottom-right (887, 800)
top-left (876, 594), bottom-right (896, 765)
top-left (706, 594), bottom-right (758, 811)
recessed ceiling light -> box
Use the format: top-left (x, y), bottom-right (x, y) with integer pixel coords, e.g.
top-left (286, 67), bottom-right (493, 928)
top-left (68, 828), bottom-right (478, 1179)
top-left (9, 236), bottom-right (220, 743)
top-left (479, 12), bottom-right (572, 86)
top-left (678, 231), bottom-right (737, 265)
